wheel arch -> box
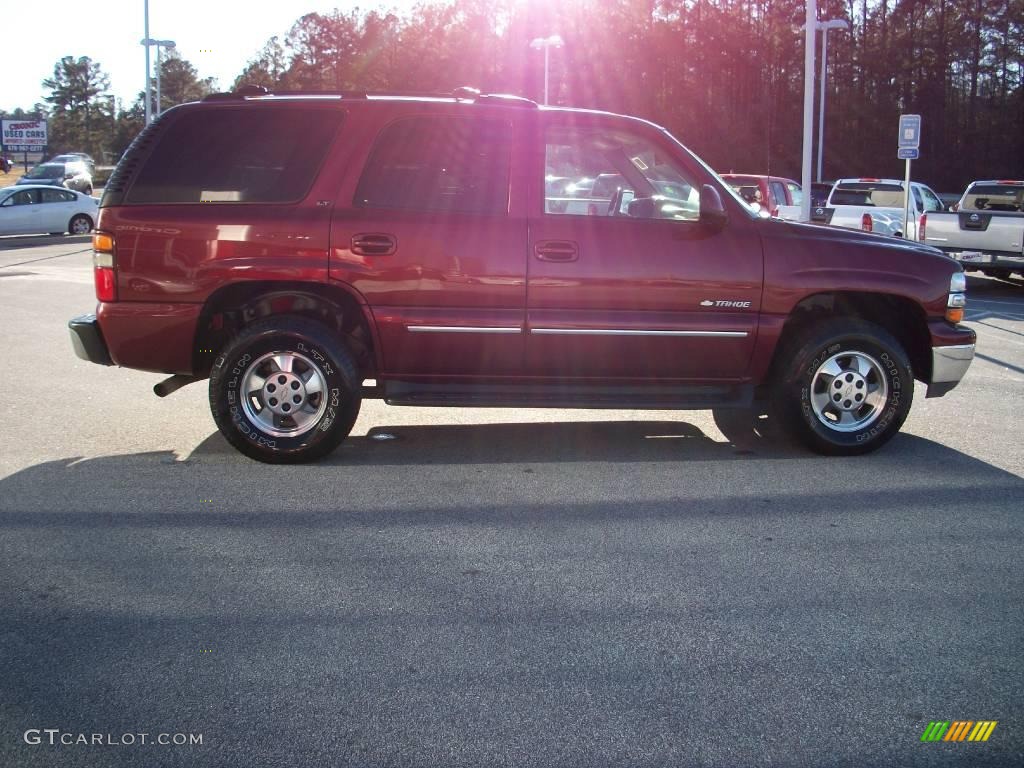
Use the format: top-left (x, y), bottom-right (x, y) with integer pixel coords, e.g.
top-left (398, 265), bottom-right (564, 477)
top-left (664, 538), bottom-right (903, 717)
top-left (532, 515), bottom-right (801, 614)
top-left (192, 281), bottom-right (378, 379)
top-left (771, 291), bottom-right (932, 383)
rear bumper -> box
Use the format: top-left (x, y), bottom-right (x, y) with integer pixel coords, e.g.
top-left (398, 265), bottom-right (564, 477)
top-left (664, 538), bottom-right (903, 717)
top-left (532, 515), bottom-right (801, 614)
top-left (927, 343), bottom-right (975, 398)
top-left (70, 303), bottom-right (202, 374)
top-left (68, 314), bottom-right (113, 366)
top-left (938, 248), bottom-right (1024, 270)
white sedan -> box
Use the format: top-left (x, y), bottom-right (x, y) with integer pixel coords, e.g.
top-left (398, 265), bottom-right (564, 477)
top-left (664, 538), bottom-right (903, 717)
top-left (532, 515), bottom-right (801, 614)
top-left (0, 184), bottom-right (99, 236)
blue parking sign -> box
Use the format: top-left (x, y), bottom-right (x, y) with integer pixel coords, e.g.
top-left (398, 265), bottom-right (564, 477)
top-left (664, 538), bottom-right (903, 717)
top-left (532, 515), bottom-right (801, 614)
top-left (898, 115), bottom-right (921, 148)
top-left (897, 147), bottom-right (919, 160)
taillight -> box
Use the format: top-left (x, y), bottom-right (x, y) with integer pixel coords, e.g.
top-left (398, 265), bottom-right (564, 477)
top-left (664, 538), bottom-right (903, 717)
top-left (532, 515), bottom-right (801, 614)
top-left (861, 213), bottom-right (873, 232)
top-left (919, 213), bottom-right (927, 241)
top-left (93, 232), bottom-right (116, 302)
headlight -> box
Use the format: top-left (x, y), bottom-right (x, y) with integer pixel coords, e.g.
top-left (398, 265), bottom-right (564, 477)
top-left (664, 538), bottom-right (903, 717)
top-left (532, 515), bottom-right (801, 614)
top-left (946, 272), bottom-right (967, 323)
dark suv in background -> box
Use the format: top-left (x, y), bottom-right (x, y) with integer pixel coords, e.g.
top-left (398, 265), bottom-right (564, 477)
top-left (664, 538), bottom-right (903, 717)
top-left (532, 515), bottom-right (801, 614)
top-left (69, 86), bottom-right (975, 463)
top-left (17, 159), bottom-right (93, 194)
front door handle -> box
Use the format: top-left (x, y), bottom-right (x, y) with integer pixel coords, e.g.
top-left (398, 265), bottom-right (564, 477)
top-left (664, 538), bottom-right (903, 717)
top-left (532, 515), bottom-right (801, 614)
top-left (351, 232), bottom-right (397, 256)
top-left (535, 240), bottom-right (578, 262)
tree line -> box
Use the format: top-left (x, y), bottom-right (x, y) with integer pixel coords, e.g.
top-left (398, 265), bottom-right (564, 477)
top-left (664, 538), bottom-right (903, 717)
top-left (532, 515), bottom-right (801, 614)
top-left (5, 0), bottom-right (1022, 191)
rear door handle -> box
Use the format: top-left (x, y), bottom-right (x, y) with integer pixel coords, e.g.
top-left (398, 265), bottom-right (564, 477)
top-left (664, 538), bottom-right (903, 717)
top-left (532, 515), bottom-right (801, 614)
top-left (351, 233), bottom-right (397, 256)
top-left (535, 240), bottom-right (578, 262)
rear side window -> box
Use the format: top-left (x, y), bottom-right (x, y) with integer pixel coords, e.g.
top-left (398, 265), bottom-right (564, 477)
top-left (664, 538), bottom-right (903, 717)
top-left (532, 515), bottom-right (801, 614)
top-left (354, 116), bottom-right (512, 214)
top-left (126, 108), bottom-right (343, 204)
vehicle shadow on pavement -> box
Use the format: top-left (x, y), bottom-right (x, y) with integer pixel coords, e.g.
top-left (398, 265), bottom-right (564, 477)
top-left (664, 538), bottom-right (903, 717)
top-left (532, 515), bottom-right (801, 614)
top-left (188, 414), bottom-right (799, 465)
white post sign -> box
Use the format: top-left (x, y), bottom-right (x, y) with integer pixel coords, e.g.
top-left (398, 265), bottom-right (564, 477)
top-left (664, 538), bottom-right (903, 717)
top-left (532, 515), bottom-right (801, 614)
top-left (898, 114), bottom-right (921, 237)
top-left (2, 119), bottom-right (48, 153)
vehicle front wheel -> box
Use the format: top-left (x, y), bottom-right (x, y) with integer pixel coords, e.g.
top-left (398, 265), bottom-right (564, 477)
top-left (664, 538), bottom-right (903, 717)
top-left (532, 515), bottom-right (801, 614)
top-left (771, 320), bottom-right (913, 455)
top-left (209, 317), bottom-right (362, 463)
top-left (68, 214), bottom-right (93, 235)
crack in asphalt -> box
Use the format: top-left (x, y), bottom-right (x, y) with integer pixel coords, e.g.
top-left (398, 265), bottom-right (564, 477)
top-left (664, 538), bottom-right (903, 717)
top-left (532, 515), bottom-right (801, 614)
top-left (0, 248), bottom-right (91, 268)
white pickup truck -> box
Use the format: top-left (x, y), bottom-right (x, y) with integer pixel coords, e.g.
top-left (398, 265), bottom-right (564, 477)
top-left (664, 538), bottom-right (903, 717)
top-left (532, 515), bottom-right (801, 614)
top-left (917, 180), bottom-right (1024, 278)
top-left (810, 178), bottom-right (946, 238)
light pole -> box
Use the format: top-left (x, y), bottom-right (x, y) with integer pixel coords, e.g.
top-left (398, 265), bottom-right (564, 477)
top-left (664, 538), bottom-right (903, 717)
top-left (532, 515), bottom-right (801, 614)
top-left (141, 38), bottom-right (176, 118)
top-left (816, 19), bottom-right (849, 183)
top-left (799, 0), bottom-right (816, 222)
top-left (143, 0), bottom-right (151, 125)
top-left (530, 35), bottom-right (564, 106)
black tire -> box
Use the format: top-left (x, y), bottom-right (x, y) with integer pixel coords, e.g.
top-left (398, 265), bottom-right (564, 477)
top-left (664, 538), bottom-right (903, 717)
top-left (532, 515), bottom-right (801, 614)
top-left (209, 317), bottom-right (361, 463)
top-left (770, 319), bottom-right (913, 455)
top-left (68, 214), bottom-right (93, 235)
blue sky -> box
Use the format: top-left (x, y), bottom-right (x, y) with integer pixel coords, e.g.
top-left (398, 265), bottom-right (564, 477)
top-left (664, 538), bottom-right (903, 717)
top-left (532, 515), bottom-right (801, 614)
top-left (4, 0), bottom-right (421, 112)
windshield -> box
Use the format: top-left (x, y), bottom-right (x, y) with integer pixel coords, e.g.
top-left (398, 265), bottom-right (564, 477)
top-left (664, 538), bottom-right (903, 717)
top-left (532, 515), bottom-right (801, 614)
top-left (26, 164), bottom-right (64, 179)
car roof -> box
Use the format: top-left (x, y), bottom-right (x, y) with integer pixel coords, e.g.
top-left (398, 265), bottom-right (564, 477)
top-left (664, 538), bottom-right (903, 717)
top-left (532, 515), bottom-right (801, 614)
top-left (3, 183), bottom-right (80, 192)
top-left (192, 87), bottom-right (666, 130)
top-left (721, 174), bottom-right (800, 184)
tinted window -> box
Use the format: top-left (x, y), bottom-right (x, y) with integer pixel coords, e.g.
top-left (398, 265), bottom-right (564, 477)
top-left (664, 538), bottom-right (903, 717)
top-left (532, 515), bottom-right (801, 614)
top-left (355, 117), bottom-right (512, 214)
top-left (40, 188), bottom-right (74, 203)
top-left (769, 181), bottom-right (787, 207)
top-left (8, 190), bottom-right (39, 205)
top-left (545, 126), bottom-right (700, 220)
top-left (26, 164), bottom-right (64, 179)
top-left (127, 108), bottom-right (343, 204)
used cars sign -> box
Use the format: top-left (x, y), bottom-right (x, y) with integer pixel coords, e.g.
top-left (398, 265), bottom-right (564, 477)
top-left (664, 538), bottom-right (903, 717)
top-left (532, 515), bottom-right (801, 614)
top-left (2, 119), bottom-right (48, 152)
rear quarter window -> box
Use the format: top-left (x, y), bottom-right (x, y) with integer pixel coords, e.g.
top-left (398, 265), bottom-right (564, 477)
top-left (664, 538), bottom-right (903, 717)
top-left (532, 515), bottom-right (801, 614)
top-left (126, 107), bottom-right (344, 204)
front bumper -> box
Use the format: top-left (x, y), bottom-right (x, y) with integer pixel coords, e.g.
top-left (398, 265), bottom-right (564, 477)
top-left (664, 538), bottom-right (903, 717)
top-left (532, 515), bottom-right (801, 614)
top-left (68, 314), bottom-right (113, 366)
top-left (927, 343), bottom-right (975, 398)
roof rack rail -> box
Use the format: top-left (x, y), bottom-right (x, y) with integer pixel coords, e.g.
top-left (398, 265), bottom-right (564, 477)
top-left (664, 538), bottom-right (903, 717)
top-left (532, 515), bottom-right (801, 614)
top-left (203, 85), bottom-right (538, 108)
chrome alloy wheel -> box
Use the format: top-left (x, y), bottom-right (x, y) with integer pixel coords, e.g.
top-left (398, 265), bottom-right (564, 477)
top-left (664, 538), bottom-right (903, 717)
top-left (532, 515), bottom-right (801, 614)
top-left (70, 216), bottom-right (92, 234)
top-left (809, 351), bottom-right (889, 433)
top-left (240, 351), bottom-right (328, 438)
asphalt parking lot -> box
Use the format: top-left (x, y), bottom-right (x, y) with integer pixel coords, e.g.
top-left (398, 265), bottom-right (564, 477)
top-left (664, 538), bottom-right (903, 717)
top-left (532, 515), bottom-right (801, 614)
top-left (1, 236), bottom-right (1021, 767)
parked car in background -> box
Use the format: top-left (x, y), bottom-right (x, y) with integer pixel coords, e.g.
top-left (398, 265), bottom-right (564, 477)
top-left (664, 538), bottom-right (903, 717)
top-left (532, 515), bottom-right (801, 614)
top-left (0, 185), bottom-right (97, 235)
top-left (810, 182), bottom-right (834, 207)
top-left (16, 160), bottom-right (93, 195)
top-left (918, 180), bottom-right (1024, 278)
top-left (812, 178), bottom-right (946, 238)
top-left (68, 87), bottom-right (974, 463)
top-left (50, 153), bottom-right (96, 175)
top-left (720, 174), bottom-right (802, 220)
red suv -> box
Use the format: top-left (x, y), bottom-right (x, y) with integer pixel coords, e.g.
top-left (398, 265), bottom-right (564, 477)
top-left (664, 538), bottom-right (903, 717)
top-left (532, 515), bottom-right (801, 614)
top-left (69, 87), bottom-right (975, 463)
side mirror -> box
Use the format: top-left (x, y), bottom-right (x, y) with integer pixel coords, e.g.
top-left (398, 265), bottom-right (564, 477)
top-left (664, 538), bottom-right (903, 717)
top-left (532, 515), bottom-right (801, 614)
top-left (700, 184), bottom-right (728, 230)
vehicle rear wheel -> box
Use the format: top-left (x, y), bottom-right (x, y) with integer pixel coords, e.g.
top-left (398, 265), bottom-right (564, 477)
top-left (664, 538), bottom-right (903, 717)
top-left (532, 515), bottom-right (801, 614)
top-left (68, 214), bottom-right (93, 235)
top-left (770, 319), bottom-right (913, 455)
top-left (209, 317), bottom-right (362, 463)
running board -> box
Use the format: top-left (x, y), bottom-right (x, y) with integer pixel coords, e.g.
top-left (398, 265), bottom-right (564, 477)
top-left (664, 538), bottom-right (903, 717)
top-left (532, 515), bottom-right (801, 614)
top-left (383, 382), bottom-right (753, 410)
